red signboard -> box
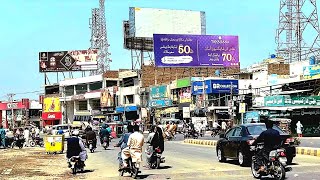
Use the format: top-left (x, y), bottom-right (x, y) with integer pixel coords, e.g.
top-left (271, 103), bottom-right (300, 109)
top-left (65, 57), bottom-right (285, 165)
top-left (42, 112), bottom-right (62, 120)
top-left (0, 101), bottom-right (26, 110)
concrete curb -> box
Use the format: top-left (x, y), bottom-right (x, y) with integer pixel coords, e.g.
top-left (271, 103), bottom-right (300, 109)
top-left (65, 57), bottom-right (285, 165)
top-left (183, 139), bottom-right (320, 157)
top-left (296, 147), bottom-right (320, 157)
top-left (183, 139), bottom-right (217, 146)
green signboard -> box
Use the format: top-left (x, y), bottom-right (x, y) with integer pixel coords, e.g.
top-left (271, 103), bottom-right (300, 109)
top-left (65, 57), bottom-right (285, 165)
top-left (177, 77), bottom-right (191, 88)
top-left (264, 95), bottom-right (320, 107)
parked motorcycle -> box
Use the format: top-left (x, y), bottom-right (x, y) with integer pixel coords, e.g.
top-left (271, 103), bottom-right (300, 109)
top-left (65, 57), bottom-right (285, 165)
top-left (119, 157), bottom-right (141, 179)
top-left (251, 144), bottom-right (291, 180)
top-left (69, 156), bottom-right (84, 174)
top-left (29, 137), bottom-right (44, 147)
top-left (11, 135), bottom-right (25, 149)
top-left (147, 147), bottom-right (165, 169)
top-left (88, 140), bottom-right (95, 153)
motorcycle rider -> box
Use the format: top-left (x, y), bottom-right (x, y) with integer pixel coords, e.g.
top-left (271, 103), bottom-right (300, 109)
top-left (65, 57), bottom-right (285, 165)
top-left (85, 127), bottom-right (97, 149)
top-left (121, 125), bottom-right (144, 168)
top-left (253, 120), bottom-right (281, 173)
top-left (66, 130), bottom-right (87, 168)
top-left (145, 125), bottom-right (164, 168)
top-left (115, 125), bottom-right (134, 167)
top-left (99, 125), bottom-right (110, 146)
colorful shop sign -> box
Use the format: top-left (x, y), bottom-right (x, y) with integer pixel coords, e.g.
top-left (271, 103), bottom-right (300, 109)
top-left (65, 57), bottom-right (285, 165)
top-left (150, 85), bottom-right (168, 99)
top-left (176, 77), bottom-right (191, 88)
top-left (264, 95), bottom-right (320, 106)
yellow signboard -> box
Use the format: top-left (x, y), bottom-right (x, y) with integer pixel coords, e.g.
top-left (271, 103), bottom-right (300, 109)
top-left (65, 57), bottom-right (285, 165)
top-left (43, 97), bottom-right (61, 113)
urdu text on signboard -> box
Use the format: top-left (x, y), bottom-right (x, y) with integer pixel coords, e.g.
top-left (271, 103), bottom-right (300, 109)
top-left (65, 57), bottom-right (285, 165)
top-left (153, 34), bottom-right (239, 67)
top-left (39, 49), bottom-right (98, 72)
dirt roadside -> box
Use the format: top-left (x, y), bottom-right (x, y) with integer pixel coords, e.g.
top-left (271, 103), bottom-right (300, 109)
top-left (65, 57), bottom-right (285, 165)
top-left (0, 147), bottom-right (89, 180)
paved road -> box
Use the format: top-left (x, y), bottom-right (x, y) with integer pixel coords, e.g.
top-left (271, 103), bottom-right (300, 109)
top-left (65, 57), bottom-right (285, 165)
top-left (175, 133), bottom-right (320, 148)
top-left (79, 138), bottom-right (320, 179)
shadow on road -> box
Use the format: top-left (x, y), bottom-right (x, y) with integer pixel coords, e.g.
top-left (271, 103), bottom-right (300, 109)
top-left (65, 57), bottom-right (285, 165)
top-left (76, 169), bottom-right (94, 174)
top-left (158, 165), bottom-right (172, 170)
top-left (138, 174), bottom-right (152, 179)
top-left (289, 162), bottom-right (299, 166)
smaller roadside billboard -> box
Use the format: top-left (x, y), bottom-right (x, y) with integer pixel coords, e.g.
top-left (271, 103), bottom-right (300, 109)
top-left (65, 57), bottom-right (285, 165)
top-left (39, 49), bottom-right (98, 72)
top-left (42, 97), bottom-right (62, 120)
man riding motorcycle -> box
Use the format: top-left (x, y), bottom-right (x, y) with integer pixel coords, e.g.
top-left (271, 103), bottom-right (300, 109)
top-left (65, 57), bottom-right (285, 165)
top-left (66, 130), bottom-right (87, 168)
top-left (85, 127), bottom-right (97, 149)
top-left (121, 125), bottom-right (144, 168)
top-left (115, 125), bottom-right (134, 166)
top-left (252, 120), bottom-right (281, 173)
top-left (99, 125), bottom-right (110, 146)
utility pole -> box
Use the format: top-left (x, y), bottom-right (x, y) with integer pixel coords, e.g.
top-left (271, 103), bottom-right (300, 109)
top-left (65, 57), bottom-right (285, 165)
top-left (7, 93), bottom-right (15, 129)
top-left (230, 82), bottom-right (234, 122)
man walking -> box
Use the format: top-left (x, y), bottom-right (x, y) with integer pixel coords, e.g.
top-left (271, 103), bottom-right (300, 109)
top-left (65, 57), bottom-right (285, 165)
top-left (23, 128), bottom-right (30, 147)
top-left (0, 125), bottom-right (6, 148)
top-left (296, 121), bottom-right (303, 137)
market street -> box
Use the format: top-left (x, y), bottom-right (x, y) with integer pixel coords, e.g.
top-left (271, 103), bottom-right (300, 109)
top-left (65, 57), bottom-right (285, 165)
top-left (87, 140), bottom-right (320, 179)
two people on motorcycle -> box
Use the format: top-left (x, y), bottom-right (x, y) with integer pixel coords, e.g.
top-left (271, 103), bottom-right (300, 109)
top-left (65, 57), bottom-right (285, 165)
top-left (66, 130), bottom-right (88, 168)
top-left (145, 125), bottom-right (165, 168)
top-left (253, 120), bottom-right (281, 174)
top-left (115, 125), bottom-right (134, 166)
top-left (121, 125), bottom-right (144, 169)
top-left (85, 126), bottom-right (97, 149)
top-left (99, 124), bottom-right (111, 146)
top-left (165, 122), bottom-right (176, 139)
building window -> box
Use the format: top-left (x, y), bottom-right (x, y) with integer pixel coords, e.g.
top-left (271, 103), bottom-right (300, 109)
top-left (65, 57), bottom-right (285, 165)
top-left (65, 86), bottom-right (74, 96)
top-left (124, 95), bottom-right (134, 104)
top-left (106, 80), bottom-right (117, 87)
top-left (78, 101), bottom-right (88, 111)
top-left (91, 99), bottom-right (100, 110)
top-left (75, 84), bottom-right (87, 94)
top-left (89, 82), bottom-right (102, 91)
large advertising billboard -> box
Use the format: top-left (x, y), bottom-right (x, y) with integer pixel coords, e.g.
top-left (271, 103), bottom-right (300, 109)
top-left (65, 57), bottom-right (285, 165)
top-left (129, 7), bottom-right (206, 38)
top-left (153, 34), bottom-right (239, 67)
top-left (42, 97), bottom-right (62, 120)
top-left (39, 49), bottom-right (98, 72)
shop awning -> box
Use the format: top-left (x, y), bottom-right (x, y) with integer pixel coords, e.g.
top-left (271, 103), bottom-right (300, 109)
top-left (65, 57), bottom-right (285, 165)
top-left (208, 106), bottom-right (229, 111)
top-left (275, 89), bottom-right (313, 95)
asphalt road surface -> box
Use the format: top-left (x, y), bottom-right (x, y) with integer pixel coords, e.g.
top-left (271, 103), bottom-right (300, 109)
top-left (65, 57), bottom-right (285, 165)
top-left (79, 138), bottom-right (320, 179)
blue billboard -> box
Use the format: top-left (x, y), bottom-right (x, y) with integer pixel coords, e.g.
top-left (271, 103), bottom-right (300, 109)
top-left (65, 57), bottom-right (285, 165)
top-left (206, 79), bottom-right (239, 94)
top-left (150, 85), bottom-right (167, 99)
top-left (148, 99), bottom-right (173, 108)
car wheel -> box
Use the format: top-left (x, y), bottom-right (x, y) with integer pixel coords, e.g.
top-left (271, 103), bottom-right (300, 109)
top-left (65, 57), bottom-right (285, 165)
top-left (217, 147), bottom-right (226, 162)
top-left (238, 151), bottom-right (247, 166)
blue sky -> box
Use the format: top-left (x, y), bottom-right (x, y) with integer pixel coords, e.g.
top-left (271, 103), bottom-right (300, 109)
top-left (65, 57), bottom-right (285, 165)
top-left (0, 0), bottom-right (286, 99)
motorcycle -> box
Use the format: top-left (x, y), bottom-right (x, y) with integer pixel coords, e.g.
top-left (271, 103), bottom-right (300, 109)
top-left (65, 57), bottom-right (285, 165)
top-left (183, 129), bottom-right (198, 139)
top-left (11, 135), bottom-right (25, 149)
top-left (69, 156), bottom-right (84, 174)
top-left (119, 157), bottom-right (141, 179)
top-left (88, 140), bottom-right (95, 153)
top-left (146, 147), bottom-right (165, 169)
top-left (164, 131), bottom-right (175, 141)
top-left (211, 128), bottom-right (221, 137)
top-left (251, 144), bottom-right (291, 180)
top-left (102, 136), bottom-right (109, 150)
top-left (29, 137), bottom-right (44, 147)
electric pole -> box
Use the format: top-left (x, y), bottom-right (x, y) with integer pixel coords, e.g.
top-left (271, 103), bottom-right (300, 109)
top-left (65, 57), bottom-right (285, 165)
top-left (7, 93), bottom-right (15, 129)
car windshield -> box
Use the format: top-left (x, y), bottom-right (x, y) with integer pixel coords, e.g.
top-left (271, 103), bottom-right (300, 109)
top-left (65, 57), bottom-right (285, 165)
top-left (247, 125), bottom-right (284, 135)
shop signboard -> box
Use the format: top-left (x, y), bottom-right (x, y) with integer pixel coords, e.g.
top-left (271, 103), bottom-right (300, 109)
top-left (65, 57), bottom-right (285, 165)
top-left (42, 97), bottom-right (62, 120)
top-left (264, 95), bottom-right (320, 106)
top-left (0, 101), bottom-right (26, 110)
top-left (116, 106), bottom-right (138, 113)
top-left (150, 85), bottom-right (168, 99)
top-left (177, 77), bottom-right (191, 88)
top-left (206, 79), bottom-right (239, 94)
top-left (191, 81), bottom-right (209, 95)
top-left (179, 92), bottom-right (191, 103)
top-left (148, 99), bottom-right (173, 108)
top-left (244, 111), bottom-right (260, 124)
top-left (153, 34), bottom-right (239, 67)
top-left (39, 50), bottom-right (98, 72)
top-left (183, 107), bottom-right (190, 118)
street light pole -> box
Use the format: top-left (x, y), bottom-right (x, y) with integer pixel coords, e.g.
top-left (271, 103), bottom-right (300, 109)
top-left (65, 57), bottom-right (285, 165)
top-left (7, 93), bottom-right (15, 129)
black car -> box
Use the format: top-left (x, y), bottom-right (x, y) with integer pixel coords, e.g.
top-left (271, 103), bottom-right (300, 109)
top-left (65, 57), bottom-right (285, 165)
top-left (216, 123), bottom-right (296, 166)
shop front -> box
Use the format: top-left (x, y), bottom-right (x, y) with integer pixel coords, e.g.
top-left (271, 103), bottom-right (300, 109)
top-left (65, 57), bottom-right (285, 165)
top-left (0, 99), bottom-right (30, 128)
top-left (116, 106), bottom-right (139, 122)
top-left (42, 97), bottom-right (61, 127)
top-left (254, 95), bottom-right (320, 136)
top-left (148, 99), bottom-right (173, 123)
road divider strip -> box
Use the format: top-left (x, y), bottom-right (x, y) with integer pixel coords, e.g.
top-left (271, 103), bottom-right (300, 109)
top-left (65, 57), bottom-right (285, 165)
top-left (183, 139), bottom-right (217, 146)
top-left (296, 147), bottom-right (320, 157)
top-left (184, 139), bottom-right (320, 157)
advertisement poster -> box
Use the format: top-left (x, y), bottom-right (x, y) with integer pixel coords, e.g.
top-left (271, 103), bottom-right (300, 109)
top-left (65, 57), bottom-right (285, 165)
top-left (101, 87), bottom-right (114, 107)
top-left (150, 85), bottom-right (168, 99)
top-left (206, 79), bottom-right (239, 94)
top-left (42, 97), bottom-right (62, 120)
top-left (153, 34), bottom-right (239, 67)
top-left (39, 49), bottom-right (98, 72)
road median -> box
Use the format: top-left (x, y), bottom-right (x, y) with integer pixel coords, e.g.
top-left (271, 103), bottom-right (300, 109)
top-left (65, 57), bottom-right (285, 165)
top-left (183, 139), bottom-right (320, 157)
